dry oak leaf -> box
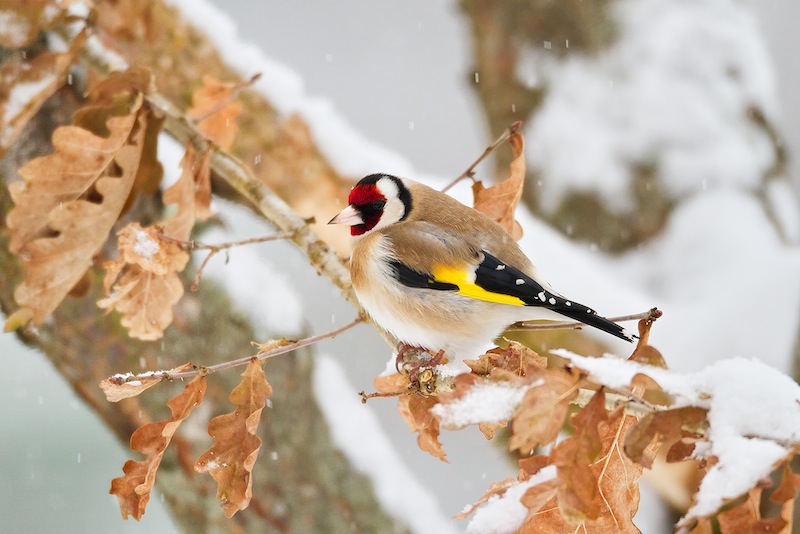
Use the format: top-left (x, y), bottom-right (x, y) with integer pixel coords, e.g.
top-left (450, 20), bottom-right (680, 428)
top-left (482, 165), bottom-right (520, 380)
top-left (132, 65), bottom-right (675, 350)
top-left (195, 358), bottom-right (272, 518)
top-left (6, 94), bottom-right (146, 325)
top-left (770, 462), bottom-right (800, 533)
top-left (509, 366), bottom-right (581, 455)
top-left (548, 389), bottom-right (608, 524)
top-left (190, 147), bottom-right (213, 221)
top-left (454, 476), bottom-right (520, 520)
top-left (465, 340), bottom-right (547, 378)
top-left (72, 68), bottom-right (163, 201)
top-left (161, 143), bottom-right (202, 241)
top-left (522, 391), bottom-right (643, 533)
top-left (188, 75), bottom-right (242, 152)
top-left (575, 405), bottom-right (643, 532)
top-left (73, 67), bottom-right (164, 205)
top-left (110, 375), bottom-right (207, 520)
top-left (398, 394), bottom-right (447, 462)
top-left (98, 143), bottom-right (201, 340)
top-left (73, 67), bottom-right (156, 137)
top-left (624, 406), bottom-right (708, 469)
top-left (713, 485), bottom-right (787, 534)
top-left (458, 456), bottom-right (552, 521)
top-left (95, 0), bottom-right (158, 42)
top-left (472, 131), bottom-right (525, 240)
top-left (688, 459), bottom-right (799, 534)
top-left (97, 224), bottom-right (188, 340)
top-left (99, 362), bottom-right (194, 402)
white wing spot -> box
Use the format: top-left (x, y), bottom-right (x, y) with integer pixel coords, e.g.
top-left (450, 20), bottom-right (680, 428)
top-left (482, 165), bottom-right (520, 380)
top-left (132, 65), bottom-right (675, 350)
top-left (549, 298), bottom-right (556, 305)
top-left (495, 264), bottom-right (506, 271)
top-left (515, 279), bottom-right (525, 285)
top-left (565, 301), bottom-right (572, 306)
top-left (537, 292), bottom-right (546, 302)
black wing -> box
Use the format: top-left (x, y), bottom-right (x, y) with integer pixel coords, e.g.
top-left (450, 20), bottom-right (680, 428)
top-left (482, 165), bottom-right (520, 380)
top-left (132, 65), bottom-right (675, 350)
top-left (475, 251), bottom-right (634, 342)
top-left (389, 260), bottom-right (458, 291)
top-left (389, 250), bottom-right (633, 343)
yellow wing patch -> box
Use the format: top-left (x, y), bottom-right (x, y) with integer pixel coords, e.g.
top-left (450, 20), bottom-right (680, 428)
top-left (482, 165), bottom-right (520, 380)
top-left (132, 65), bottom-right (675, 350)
top-left (431, 264), bottom-right (525, 306)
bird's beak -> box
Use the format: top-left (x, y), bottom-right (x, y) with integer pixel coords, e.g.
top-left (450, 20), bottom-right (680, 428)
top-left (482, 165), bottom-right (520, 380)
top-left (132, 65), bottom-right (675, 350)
top-left (328, 205), bottom-right (364, 225)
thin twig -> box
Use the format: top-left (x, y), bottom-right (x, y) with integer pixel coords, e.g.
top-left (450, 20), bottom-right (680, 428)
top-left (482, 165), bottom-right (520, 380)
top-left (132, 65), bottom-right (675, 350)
top-left (159, 232), bottom-right (295, 290)
top-left (358, 389), bottom-right (408, 404)
top-left (109, 316), bottom-right (364, 384)
top-left (190, 252), bottom-right (217, 291)
top-left (440, 120), bottom-right (522, 193)
top-left (160, 231), bottom-right (294, 252)
top-left (507, 308), bottom-right (661, 332)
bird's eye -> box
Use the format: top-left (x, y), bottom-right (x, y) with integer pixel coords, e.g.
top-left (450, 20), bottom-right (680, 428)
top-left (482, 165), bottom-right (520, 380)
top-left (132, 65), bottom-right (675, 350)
top-left (372, 199), bottom-right (386, 210)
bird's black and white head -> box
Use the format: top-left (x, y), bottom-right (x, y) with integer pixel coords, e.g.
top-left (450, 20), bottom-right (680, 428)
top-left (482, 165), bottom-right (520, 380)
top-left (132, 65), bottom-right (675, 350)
top-left (328, 174), bottom-right (412, 237)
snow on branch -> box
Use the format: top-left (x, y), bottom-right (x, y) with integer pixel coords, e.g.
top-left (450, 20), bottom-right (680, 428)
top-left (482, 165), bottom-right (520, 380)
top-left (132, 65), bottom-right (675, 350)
top-left (555, 349), bottom-right (800, 522)
top-left (372, 316), bottom-right (800, 533)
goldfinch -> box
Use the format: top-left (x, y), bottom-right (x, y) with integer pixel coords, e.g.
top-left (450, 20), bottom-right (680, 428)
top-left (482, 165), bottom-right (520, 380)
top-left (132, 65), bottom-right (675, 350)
top-left (329, 173), bottom-right (633, 361)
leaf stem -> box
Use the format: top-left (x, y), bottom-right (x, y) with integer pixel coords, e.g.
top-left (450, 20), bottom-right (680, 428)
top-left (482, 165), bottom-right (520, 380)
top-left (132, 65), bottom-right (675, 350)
top-left (440, 120), bottom-right (522, 193)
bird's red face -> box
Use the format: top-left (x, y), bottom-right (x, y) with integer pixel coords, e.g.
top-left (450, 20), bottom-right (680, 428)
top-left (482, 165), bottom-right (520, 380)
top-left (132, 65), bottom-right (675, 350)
top-left (345, 184), bottom-right (387, 236)
top-left (329, 174), bottom-right (409, 237)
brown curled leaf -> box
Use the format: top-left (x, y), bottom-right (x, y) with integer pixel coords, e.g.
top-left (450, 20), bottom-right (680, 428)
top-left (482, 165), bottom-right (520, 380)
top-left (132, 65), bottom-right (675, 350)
top-left (109, 375), bottom-right (207, 519)
top-left (472, 131), bottom-right (525, 240)
top-left (99, 362), bottom-right (194, 402)
top-left (398, 394), bottom-right (446, 462)
top-left (195, 358), bottom-right (272, 517)
top-left (187, 75), bottom-right (242, 151)
top-left (6, 93), bottom-right (146, 326)
top-left (98, 143), bottom-right (201, 340)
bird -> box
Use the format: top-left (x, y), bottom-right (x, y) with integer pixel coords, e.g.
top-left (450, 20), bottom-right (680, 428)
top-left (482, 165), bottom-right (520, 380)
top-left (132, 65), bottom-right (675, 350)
top-left (329, 173), bottom-right (633, 365)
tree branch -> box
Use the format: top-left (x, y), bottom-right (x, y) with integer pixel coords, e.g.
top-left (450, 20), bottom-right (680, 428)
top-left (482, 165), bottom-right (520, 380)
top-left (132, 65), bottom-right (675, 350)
top-left (508, 308), bottom-right (661, 332)
top-left (106, 315), bottom-right (364, 387)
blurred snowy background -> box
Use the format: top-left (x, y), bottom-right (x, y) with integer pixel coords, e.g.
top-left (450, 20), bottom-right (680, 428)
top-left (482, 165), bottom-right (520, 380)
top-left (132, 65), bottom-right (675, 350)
top-left (2, 0), bottom-right (799, 532)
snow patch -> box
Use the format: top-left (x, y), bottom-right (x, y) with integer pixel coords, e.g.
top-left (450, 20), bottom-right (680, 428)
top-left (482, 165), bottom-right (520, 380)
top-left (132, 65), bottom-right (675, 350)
top-left (433, 381), bottom-right (538, 428)
top-left (1, 75), bottom-right (57, 145)
top-left (466, 466), bottom-right (557, 534)
top-left (133, 229), bottom-right (160, 260)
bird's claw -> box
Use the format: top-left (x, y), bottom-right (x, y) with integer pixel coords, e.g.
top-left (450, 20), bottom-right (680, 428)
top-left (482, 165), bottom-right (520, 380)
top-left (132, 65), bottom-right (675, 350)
top-left (395, 343), bottom-right (447, 382)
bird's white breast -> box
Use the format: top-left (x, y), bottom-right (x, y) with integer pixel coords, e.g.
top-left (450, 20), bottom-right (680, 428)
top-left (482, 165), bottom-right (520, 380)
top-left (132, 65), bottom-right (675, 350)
top-left (350, 234), bottom-right (529, 360)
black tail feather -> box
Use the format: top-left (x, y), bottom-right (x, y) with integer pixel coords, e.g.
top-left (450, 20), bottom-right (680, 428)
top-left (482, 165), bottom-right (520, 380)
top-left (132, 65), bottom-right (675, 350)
top-left (550, 302), bottom-right (634, 343)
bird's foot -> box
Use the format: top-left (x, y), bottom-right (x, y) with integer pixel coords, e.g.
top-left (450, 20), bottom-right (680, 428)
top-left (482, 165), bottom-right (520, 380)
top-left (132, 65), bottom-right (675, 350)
top-left (395, 343), bottom-right (448, 381)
